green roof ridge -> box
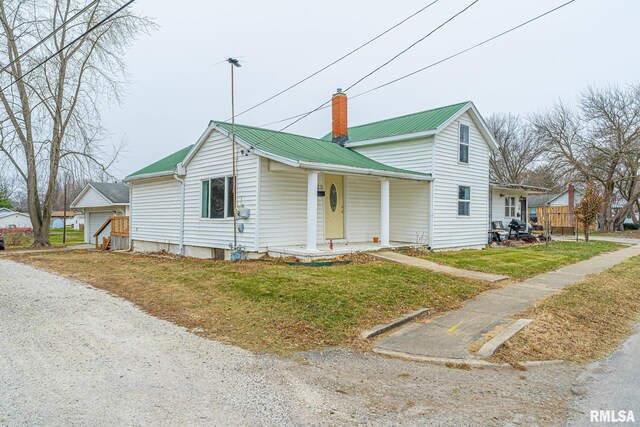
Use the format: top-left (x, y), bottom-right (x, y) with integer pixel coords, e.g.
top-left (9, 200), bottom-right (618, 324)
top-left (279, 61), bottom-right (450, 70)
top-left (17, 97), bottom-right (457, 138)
top-left (321, 101), bottom-right (470, 142)
top-left (127, 144), bottom-right (194, 178)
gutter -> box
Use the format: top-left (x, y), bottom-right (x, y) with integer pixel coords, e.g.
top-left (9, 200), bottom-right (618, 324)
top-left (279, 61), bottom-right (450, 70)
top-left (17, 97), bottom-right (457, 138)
top-left (124, 170), bottom-right (175, 183)
top-left (297, 161), bottom-right (432, 181)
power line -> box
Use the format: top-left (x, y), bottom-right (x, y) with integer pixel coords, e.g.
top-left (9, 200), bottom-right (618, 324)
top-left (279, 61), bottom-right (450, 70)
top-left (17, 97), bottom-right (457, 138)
top-left (0, 0), bottom-right (99, 76)
top-left (230, 0), bottom-right (441, 121)
top-left (259, 0), bottom-right (577, 129)
top-left (1, 0), bottom-right (136, 93)
top-left (264, 0), bottom-right (480, 138)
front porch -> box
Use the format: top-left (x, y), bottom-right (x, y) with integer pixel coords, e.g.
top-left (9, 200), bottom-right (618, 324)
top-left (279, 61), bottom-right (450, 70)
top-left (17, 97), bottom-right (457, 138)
top-left (268, 241), bottom-right (408, 261)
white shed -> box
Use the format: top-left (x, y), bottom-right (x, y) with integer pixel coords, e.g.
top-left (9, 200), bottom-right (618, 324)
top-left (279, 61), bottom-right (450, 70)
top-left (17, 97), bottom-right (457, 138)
top-left (71, 182), bottom-right (130, 244)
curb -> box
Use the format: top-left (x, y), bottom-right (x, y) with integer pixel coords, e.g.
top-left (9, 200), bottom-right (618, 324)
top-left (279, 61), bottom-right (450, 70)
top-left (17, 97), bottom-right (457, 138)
top-left (360, 308), bottom-right (429, 339)
top-left (372, 347), bottom-right (567, 369)
top-left (477, 319), bottom-right (533, 358)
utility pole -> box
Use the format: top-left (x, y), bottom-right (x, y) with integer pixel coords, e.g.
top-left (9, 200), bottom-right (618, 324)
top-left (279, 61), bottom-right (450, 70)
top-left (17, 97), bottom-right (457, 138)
top-left (227, 58), bottom-right (241, 249)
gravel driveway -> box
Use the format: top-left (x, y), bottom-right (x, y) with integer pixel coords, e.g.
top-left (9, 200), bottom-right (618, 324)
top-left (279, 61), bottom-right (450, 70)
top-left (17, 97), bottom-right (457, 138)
top-left (0, 258), bottom-right (583, 426)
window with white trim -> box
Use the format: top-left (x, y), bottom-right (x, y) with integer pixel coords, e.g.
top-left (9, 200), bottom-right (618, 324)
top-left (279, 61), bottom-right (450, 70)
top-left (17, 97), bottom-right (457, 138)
top-left (458, 185), bottom-right (470, 216)
top-left (504, 196), bottom-right (516, 218)
top-left (459, 123), bottom-right (469, 164)
top-left (201, 177), bottom-right (234, 219)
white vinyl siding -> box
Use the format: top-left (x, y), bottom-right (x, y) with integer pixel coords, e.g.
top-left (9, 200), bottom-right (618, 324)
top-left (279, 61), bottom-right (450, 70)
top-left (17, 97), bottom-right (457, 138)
top-left (432, 111), bottom-right (490, 250)
top-left (345, 176), bottom-right (380, 242)
top-left (490, 189), bottom-right (525, 228)
top-left (72, 186), bottom-right (113, 208)
top-left (258, 162), bottom-right (324, 249)
top-left (183, 130), bottom-right (257, 250)
top-left (351, 137), bottom-right (434, 174)
top-left (390, 180), bottom-right (430, 243)
top-left (130, 177), bottom-right (182, 245)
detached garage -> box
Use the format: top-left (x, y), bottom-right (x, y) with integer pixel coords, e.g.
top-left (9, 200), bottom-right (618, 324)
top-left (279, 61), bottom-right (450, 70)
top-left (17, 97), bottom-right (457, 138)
top-left (71, 182), bottom-right (130, 244)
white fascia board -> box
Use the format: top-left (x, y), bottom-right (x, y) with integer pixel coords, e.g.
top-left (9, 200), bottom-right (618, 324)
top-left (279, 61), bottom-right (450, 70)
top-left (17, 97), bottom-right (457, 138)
top-left (297, 161), bottom-right (432, 181)
top-left (123, 171), bottom-right (175, 183)
top-left (344, 130), bottom-right (437, 148)
top-left (180, 122), bottom-right (218, 168)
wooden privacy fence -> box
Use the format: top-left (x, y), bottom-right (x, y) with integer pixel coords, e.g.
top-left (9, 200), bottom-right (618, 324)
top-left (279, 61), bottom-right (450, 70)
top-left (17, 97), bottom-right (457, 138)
top-left (110, 216), bottom-right (130, 236)
top-left (536, 206), bottom-right (596, 232)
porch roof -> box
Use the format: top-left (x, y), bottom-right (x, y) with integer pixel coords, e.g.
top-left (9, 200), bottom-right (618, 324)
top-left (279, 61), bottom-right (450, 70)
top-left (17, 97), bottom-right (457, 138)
top-left (213, 122), bottom-right (430, 180)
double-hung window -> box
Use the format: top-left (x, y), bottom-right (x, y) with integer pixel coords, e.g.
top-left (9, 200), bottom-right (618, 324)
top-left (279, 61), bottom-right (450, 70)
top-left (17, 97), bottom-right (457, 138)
top-left (459, 123), bottom-right (470, 164)
top-left (201, 177), bottom-right (234, 219)
top-left (504, 196), bottom-right (516, 218)
top-left (458, 185), bottom-right (471, 216)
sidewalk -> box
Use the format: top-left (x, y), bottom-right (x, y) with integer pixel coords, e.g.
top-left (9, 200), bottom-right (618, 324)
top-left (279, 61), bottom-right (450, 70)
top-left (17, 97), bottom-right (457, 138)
top-left (373, 244), bottom-right (640, 361)
top-left (370, 251), bottom-right (509, 283)
top-left (553, 234), bottom-right (640, 246)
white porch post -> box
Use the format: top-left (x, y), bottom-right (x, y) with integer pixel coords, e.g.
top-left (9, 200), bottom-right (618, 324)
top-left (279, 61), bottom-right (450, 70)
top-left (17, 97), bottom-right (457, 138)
top-left (307, 171), bottom-right (318, 252)
top-left (380, 179), bottom-right (390, 246)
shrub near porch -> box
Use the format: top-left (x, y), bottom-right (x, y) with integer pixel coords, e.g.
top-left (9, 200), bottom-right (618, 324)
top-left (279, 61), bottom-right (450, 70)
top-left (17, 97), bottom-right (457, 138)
top-left (418, 241), bottom-right (624, 280)
top-left (9, 251), bottom-right (496, 353)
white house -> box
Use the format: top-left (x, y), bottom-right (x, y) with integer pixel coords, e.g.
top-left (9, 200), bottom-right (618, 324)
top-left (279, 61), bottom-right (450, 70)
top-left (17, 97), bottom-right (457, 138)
top-left (124, 93), bottom-right (500, 259)
top-left (489, 182), bottom-right (547, 229)
top-left (71, 182), bottom-right (130, 244)
top-left (0, 209), bottom-right (32, 229)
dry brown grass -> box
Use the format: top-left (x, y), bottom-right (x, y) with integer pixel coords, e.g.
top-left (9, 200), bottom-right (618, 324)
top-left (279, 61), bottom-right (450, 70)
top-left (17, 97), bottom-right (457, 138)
top-left (491, 256), bottom-right (640, 364)
top-left (8, 250), bottom-right (495, 354)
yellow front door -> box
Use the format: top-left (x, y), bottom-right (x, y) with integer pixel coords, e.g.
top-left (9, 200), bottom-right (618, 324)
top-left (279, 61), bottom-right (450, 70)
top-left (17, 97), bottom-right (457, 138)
top-left (325, 174), bottom-right (344, 239)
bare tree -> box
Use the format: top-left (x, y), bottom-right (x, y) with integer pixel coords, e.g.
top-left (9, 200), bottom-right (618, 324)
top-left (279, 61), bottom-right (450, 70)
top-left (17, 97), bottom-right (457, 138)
top-left (532, 84), bottom-right (640, 232)
top-left (487, 113), bottom-right (547, 184)
top-left (0, 1), bottom-right (153, 246)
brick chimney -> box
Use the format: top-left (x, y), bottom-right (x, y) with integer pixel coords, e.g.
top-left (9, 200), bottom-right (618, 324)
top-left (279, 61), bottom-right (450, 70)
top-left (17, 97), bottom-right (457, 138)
top-left (568, 183), bottom-right (575, 227)
top-left (331, 88), bottom-right (348, 146)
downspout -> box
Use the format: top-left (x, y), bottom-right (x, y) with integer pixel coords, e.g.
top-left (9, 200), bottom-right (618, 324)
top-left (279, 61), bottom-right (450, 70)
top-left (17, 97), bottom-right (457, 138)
top-left (174, 168), bottom-right (186, 256)
top-left (126, 182), bottom-right (134, 251)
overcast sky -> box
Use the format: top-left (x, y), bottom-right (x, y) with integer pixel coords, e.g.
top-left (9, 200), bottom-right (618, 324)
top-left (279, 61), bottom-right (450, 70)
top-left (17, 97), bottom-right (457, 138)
top-left (103, 0), bottom-right (640, 178)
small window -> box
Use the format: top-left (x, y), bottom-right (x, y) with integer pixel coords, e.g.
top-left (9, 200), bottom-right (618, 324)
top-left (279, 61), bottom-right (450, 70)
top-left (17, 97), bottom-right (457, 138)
top-left (201, 177), bottom-right (236, 219)
top-left (201, 181), bottom-right (209, 218)
top-left (459, 124), bottom-right (469, 164)
top-left (504, 196), bottom-right (516, 218)
top-left (458, 185), bottom-right (470, 216)
top-left (209, 177), bottom-right (225, 218)
top-left (226, 176), bottom-right (234, 218)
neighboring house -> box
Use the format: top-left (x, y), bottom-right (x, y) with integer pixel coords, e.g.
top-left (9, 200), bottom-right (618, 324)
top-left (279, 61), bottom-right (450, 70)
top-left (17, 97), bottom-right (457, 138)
top-left (72, 214), bottom-right (85, 231)
top-left (124, 92), bottom-right (499, 259)
top-left (0, 210), bottom-right (32, 228)
top-left (50, 211), bottom-right (81, 229)
top-left (71, 182), bottom-right (130, 244)
top-left (528, 184), bottom-right (586, 229)
top-left (489, 182), bottom-right (547, 229)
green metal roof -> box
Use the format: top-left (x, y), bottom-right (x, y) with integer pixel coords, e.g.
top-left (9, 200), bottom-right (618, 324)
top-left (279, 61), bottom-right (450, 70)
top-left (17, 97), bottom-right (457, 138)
top-left (126, 145), bottom-right (194, 179)
top-left (321, 101), bottom-right (469, 143)
top-left (213, 121), bottom-right (428, 177)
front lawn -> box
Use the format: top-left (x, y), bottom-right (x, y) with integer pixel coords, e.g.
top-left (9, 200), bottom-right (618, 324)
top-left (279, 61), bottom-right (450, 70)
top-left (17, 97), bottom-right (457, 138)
top-left (591, 229), bottom-right (640, 239)
top-left (8, 251), bottom-right (496, 353)
top-left (491, 255), bottom-right (640, 364)
top-left (418, 241), bottom-right (624, 280)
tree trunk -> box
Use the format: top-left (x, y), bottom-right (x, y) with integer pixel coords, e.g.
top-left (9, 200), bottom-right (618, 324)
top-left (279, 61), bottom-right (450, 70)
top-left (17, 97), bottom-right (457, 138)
top-left (32, 221), bottom-right (52, 247)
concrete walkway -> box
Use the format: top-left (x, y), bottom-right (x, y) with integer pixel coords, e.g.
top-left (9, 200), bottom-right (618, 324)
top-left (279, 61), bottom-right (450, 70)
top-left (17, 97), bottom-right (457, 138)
top-left (554, 234), bottom-right (640, 246)
top-left (370, 251), bottom-right (509, 283)
top-left (374, 244), bottom-right (640, 361)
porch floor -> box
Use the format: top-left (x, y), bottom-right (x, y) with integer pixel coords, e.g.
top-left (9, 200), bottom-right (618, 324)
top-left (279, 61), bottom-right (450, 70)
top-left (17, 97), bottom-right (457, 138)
top-left (268, 241), bottom-right (409, 260)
